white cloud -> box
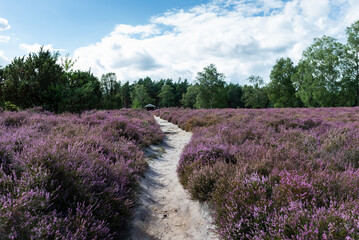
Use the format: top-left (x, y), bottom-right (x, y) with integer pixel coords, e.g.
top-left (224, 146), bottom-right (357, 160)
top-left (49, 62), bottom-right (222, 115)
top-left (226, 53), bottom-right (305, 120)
top-left (0, 35), bottom-right (10, 43)
top-left (0, 17), bottom-right (11, 45)
top-left (0, 50), bottom-right (9, 66)
top-left (73, 0), bottom-right (359, 83)
top-left (0, 17), bottom-right (10, 31)
top-left (19, 43), bottom-right (65, 54)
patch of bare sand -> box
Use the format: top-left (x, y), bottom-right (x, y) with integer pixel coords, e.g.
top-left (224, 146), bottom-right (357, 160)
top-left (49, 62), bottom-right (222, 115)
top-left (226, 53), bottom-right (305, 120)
top-left (128, 117), bottom-right (218, 240)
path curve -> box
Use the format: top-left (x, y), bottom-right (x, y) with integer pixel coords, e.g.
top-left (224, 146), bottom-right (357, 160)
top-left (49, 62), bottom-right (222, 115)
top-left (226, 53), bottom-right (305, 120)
top-left (128, 117), bottom-right (218, 240)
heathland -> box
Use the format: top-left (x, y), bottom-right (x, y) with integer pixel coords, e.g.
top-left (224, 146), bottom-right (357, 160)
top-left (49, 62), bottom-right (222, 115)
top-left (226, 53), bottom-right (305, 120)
top-left (156, 107), bottom-right (359, 239)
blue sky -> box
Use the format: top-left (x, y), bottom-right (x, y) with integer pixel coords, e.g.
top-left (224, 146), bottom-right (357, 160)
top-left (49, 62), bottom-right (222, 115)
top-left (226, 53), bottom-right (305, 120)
top-left (0, 0), bottom-right (208, 58)
top-left (1, 0), bottom-right (359, 83)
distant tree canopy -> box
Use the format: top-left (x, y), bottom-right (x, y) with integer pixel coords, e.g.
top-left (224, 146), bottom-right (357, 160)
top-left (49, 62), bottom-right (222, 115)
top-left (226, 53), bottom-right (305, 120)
top-left (195, 64), bottom-right (227, 108)
top-left (268, 58), bottom-right (300, 108)
top-left (1, 20), bottom-right (359, 112)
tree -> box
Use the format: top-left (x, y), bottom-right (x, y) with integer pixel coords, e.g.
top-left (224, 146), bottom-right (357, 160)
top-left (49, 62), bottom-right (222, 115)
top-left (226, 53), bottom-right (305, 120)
top-left (0, 66), bottom-right (4, 104)
top-left (131, 84), bottom-right (151, 108)
top-left (158, 84), bottom-right (174, 107)
top-left (181, 85), bottom-right (199, 108)
top-left (100, 73), bottom-right (121, 109)
top-left (268, 58), bottom-right (300, 108)
top-left (292, 60), bottom-right (319, 107)
top-left (241, 75), bottom-right (269, 109)
top-left (174, 78), bottom-right (189, 107)
top-left (61, 53), bottom-right (77, 73)
top-left (59, 70), bottom-right (102, 113)
top-left (301, 36), bottom-right (344, 107)
top-left (2, 48), bottom-right (65, 112)
top-left (195, 64), bottom-right (227, 108)
top-left (343, 20), bottom-right (359, 106)
top-left (226, 83), bottom-right (243, 108)
top-left (121, 81), bottom-right (132, 108)
top-left (137, 77), bottom-right (160, 105)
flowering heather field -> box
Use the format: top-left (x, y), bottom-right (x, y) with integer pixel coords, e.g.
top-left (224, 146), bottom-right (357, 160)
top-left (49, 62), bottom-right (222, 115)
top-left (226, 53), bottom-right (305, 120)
top-left (155, 107), bottom-right (359, 239)
top-left (0, 109), bottom-right (163, 239)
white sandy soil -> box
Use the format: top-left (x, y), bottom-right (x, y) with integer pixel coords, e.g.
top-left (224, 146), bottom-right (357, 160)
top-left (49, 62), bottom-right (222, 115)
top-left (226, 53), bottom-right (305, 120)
top-left (128, 117), bottom-right (218, 240)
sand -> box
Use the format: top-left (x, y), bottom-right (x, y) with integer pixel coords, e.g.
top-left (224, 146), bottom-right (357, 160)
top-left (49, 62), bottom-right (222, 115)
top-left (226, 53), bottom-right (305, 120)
top-left (128, 116), bottom-right (218, 240)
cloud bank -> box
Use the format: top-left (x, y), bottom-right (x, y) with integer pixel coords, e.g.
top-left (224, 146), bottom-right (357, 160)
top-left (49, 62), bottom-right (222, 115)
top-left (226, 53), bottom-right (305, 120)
top-left (19, 43), bottom-right (65, 54)
top-left (73, 0), bottom-right (359, 83)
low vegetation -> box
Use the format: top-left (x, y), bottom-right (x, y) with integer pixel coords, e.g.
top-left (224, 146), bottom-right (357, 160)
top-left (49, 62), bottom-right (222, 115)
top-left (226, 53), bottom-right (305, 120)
top-left (0, 109), bottom-right (163, 239)
top-left (156, 107), bottom-right (359, 239)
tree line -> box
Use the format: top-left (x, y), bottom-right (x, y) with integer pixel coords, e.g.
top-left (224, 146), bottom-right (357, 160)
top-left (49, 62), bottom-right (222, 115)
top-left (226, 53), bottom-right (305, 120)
top-left (0, 20), bottom-right (358, 112)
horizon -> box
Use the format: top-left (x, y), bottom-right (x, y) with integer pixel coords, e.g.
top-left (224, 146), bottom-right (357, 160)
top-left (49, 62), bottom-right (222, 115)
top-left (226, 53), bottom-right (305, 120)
top-left (1, 0), bottom-right (359, 83)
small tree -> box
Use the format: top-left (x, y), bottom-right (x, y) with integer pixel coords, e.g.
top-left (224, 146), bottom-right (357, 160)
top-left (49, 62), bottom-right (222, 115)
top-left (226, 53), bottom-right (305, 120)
top-left (195, 64), bottom-right (227, 108)
top-left (343, 20), bottom-right (359, 106)
top-left (268, 58), bottom-right (300, 108)
top-left (181, 85), bottom-right (199, 108)
top-left (302, 36), bottom-right (344, 107)
top-left (131, 84), bottom-right (151, 109)
top-left (242, 75), bottom-right (269, 109)
top-left (158, 84), bottom-right (174, 107)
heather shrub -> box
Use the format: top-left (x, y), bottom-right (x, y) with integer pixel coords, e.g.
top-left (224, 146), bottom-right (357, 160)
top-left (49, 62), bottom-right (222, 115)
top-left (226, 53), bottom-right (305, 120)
top-left (156, 107), bottom-right (359, 239)
top-left (3, 111), bottom-right (27, 127)
top-left (183, 115), bottom-right (220, 131)
top-left (0, 109), bottom-right (163, 238)
top-left (178, 142), bottom-right (236, 187)
top-left (187, 162), bottom-right (234, 202)
top-left (211, 173), bottom-right (272, 239)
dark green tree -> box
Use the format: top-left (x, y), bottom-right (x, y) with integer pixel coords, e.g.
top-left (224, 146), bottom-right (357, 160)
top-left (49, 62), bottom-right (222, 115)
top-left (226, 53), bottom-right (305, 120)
top-left (242, 75), bottom-right (269, 108)
top-left (292, 60), bottom-right (319, 107)
top-left (343, 20), bottom-right (359, 106)
top-left (59, 70), bottom-right (102, 113)
top-left (195, 64), bottom-right (227, 108)
top-left (2, 48), bottom-right (65, 112)
top-left (181, 84), bottom-right (199, 108)
top-left (131, 84), bottom-right (152, 108)
top-left (100, 72), bottom-right (121, 109)
top-left (137, 77), bottom-right (160, 105)
top-left (174, 78), bottom-right (189, 107)
top-left (302, 36), bottom-right (344, 107)
top-left (268, 58), bottom-right (300, 107)
top-left (158, 84), bottom-right (174, 107)
top-left (121, 81), bottom-right (132, 108)
top-left (226, 83), bottom-right (243, 108)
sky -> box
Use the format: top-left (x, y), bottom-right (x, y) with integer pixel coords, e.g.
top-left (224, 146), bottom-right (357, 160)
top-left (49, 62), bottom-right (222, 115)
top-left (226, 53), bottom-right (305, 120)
top-left (0, 0), bottom-right (359, 84)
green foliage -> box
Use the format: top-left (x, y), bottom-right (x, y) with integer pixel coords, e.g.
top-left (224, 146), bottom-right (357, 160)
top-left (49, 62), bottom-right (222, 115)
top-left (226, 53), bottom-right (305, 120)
top-left (2, 48), bottom-right (65, 112)
top-left (343, 20), bottom-right (359, 106)
top-left (59, 70), bottom-right (102, 113)
top-left (291, 60), bottom-right (319, 107)
top-left (158, 84), bottom-right (174, 107)
top-left (131, 84), bottom-right (152, 109)
top-left (60, 53), bottom-right (77, 73)
top-left (195, 64), bottom-right (227, 108)
top-left (121, 81), bottom-right (132, 108)
top-left (242, 76), bottom-right (269, 109)
top-left (100, 73), bottom-right (121, 109)
top-left (4, 101), bottom-right (19, 111)
top-left (2, 20), bottom-right (359, 111)
top-left (174, 78), bottom-right (189, 107)
top-left (268, 58), bottom-right (300, 108)
top-left (181, 85), bottom-right (199, 108)
top-left (301, 36), bottom-right (344, 107)
top-left (226, 83), bottom-right (243, 108)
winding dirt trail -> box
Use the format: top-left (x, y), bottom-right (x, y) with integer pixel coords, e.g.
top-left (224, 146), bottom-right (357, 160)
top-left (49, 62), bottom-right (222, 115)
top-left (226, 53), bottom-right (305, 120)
top-left (128, 117), bottom-right (218, 240)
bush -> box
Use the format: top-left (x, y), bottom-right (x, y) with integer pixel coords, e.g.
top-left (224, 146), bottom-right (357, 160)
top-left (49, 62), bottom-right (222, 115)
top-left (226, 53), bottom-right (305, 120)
top-left (0, 109), bottom-right (163, 238)
top-left (156, 107), bottom-right (359, 239)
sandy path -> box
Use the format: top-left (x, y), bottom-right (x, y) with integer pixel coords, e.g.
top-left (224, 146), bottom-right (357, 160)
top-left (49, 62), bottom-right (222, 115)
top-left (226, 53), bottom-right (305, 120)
top-left (128, 117), bottom-right (218, 240)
